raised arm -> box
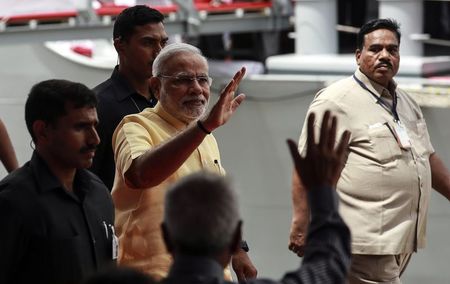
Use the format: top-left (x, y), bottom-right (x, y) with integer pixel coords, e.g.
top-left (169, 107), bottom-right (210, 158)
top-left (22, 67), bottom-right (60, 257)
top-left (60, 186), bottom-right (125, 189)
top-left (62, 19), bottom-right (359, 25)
top-left (0, 119), bottom-right (19, 172)
top-left (284, 111), bottom-right (351, 284)
top-left (125, 68), bottom-right (246, 189)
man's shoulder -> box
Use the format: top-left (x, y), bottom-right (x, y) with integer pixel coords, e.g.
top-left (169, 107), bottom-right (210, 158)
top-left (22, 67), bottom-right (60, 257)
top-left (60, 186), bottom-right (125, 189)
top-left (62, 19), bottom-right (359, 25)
top-left (93, 78), bottom-right (116, 99)
top-left (0, 163), bottom-right (34, 193)
top-left (318, 75), bottom-right (356, 99)
top-left (397, 87), bottom-right (420, 107)
top-left (94, 78), bottom-right (130, 121)
top-left (121, 108), bottom-right (159, 125)
top-left (308, 75), bottom-right (356, 112)
top-left (0, 163), bottom-right (37, 207)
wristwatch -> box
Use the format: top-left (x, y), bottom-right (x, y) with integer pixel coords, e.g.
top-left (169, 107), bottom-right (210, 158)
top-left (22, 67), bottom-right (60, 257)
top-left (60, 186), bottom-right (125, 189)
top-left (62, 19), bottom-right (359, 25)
top-left (240, 240), bottom-right (249, 252)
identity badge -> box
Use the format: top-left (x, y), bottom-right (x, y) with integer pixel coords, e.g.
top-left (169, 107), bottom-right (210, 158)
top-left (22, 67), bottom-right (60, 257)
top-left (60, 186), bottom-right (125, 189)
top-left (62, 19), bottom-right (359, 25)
top-left (393, 121), bottom-right (411, 149)
top-left (109, 224), bottom-right (119, 260)
top-left (112, 234), bottom-right (119, 260)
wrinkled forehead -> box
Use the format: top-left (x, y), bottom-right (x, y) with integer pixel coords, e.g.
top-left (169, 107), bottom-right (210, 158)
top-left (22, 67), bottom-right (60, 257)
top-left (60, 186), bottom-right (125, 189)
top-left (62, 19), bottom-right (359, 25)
top-left (163, 51), bottom-right (209, 75)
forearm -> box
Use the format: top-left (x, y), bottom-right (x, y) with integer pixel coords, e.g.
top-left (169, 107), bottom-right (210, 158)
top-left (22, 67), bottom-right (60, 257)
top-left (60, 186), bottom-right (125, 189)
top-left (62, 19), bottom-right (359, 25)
top-left (0, 121), bottom-right (18, 172)
top-left (283, 187), bottom-right (351, 284)
top-left (291, 172), bottom-right (310, 227)
top-left (430, 153), bottom-right (450, 201)
top-left (231, 248), bottom-right (257, 281)
top-left (125, 122), bottom-right (208, 188)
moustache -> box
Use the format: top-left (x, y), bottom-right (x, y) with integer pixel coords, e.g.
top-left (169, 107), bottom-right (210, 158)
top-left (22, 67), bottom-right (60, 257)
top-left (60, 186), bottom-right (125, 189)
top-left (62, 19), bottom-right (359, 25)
top-left (80, 145), bottom-right (97, 154)
top-left (376, 61), bottom-right (392, 69)
top-left (181, 96), bottom-right (206, 105)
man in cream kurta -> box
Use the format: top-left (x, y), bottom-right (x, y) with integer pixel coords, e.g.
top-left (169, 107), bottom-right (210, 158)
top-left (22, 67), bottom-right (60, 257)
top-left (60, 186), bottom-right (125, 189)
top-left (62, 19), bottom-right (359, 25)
top-left (113, 104), bottom-right (224, 276)
top-left (289, 19), bottom-right (450, 284)
top-left (111, 42), bottom-right (256, 281)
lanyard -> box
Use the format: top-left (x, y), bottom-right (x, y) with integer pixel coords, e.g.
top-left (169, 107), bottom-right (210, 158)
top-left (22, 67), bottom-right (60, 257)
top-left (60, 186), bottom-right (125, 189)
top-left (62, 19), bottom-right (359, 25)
top-left (353, 75), bottom-right (400, 122)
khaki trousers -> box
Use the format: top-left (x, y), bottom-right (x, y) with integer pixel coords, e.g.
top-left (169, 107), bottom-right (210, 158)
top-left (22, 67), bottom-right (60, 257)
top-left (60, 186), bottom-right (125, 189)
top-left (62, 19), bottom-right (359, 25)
top-left (348, 253), bottom-right (412, 284)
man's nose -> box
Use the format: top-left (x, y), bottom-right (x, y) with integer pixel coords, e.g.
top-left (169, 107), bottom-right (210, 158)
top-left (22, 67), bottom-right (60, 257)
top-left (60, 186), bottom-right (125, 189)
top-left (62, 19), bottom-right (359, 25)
top-left (89, 127), bottom-right (100, 146)
top-left (154, 42), bottom-right (163, 55)
top-left (379, 48), bottom-right (390, 59)
top-left (190, 78), bottom-right (204, 92)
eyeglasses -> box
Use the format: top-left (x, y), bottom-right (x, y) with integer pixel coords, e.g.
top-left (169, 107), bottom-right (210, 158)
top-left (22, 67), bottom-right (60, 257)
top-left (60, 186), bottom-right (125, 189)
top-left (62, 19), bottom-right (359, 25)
top-left (157, 74), bottom-right (213, 87)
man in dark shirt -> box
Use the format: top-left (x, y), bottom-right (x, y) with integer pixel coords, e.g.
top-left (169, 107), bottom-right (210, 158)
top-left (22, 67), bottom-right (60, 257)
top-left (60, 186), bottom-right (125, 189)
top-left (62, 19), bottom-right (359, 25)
top-left (0, 79), bottom-right (115, 284)
top-left (161, 111), bottom-right (351, 284)
top-left (91, 5), bottom-right (169, 189)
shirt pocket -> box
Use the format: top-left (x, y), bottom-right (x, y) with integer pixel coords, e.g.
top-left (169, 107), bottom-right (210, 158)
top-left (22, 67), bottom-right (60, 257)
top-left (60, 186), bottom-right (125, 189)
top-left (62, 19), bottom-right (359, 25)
top-left (202, 158), bottom-right (225, 175)
top-left (368, 123), bottom-right (402, 164)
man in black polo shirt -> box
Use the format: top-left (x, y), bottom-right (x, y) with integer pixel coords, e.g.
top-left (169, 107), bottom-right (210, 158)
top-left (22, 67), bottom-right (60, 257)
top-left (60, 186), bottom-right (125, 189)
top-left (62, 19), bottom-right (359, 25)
top-left (91, 5), bottom-right (169, 190)
top-left (0, 79), bottom-right (115, 284)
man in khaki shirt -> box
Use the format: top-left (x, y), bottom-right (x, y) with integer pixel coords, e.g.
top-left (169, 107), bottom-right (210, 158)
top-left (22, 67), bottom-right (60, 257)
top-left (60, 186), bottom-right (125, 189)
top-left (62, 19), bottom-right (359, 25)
top-left (112, 42), bottom-right (256, 282)
top-left (289, 19), bottom-right (450, 284)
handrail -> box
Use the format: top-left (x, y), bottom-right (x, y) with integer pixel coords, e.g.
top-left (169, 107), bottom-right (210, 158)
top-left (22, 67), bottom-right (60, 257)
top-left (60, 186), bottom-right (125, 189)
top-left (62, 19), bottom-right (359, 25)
top-left (0, 1), bottom-right (292, 44)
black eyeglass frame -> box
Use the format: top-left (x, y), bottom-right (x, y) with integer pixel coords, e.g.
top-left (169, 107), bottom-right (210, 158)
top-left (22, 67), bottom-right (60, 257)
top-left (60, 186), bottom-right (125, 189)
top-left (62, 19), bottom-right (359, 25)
top-left (157, 74), bottom-right (213, 87)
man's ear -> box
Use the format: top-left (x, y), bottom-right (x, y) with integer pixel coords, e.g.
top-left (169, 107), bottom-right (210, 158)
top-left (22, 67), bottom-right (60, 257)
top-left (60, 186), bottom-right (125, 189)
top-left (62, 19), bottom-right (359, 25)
top-left (113, 37), bottom-right (125, 55)
top-left (161, 223), bottom-right (174, 253)
top-left (149, 76), bottom-right (162, 100)
top-left (32, 120), bottom-right (48, 144)
top-left (355, 49), bottom-right (361, 66)
top-left (230, 220), bottom-right (243, 254)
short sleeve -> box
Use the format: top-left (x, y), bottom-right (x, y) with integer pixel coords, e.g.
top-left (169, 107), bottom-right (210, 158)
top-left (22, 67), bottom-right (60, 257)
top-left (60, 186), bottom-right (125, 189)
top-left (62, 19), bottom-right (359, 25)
top-left (113, 119), bottom-right (154, 179)
top-left (297, 89), bottom-right (349, 156)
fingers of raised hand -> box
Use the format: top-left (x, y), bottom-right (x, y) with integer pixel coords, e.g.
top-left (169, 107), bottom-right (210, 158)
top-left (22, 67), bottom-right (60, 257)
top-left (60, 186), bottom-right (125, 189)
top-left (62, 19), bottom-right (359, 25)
top-left (232, 66), bottom-right (246, 88)
top-left (287, 139), bottom-right (302, 165)
top-left (222, 67), bottom-right (246, 98)
top-left (318, 110), bottom-right (331, 151)
top-left (306, 112), bottom-right (316, 151)
top-left (328, 116), bottom-right (337, 150)
top-left (336, 130), bottom-right (351, 163)
top-left (231, 94), bottom-right (246, 111)
top-left (287, 139), bottom-right (306, 182)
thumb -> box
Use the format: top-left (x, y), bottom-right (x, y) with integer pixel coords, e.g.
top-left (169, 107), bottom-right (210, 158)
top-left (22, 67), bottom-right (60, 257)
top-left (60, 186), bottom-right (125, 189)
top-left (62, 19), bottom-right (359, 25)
top-left (232, 94), bottom-right (246, 111)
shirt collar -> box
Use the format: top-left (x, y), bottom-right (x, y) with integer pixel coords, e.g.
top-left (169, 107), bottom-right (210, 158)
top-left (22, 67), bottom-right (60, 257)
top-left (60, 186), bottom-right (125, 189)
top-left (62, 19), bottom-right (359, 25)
top-left (166, 254), bottom-right (224, 281)
top-left (30, 151), bottom-right (61, 193)
top-left (110, 65), bottom-right (140, 102)
top-left (154, 103), bottom-right (190, 130)
top-left (30, 151), bottom-right (91, 197)
top-left (355, 68), bottom-right (397, 99)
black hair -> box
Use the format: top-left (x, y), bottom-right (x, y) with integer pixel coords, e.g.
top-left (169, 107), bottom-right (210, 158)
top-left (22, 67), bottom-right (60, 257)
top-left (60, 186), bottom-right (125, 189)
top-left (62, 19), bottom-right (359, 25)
top-left (357, 18), bottom-right (401, 50)
top-left (25, 79), bottom-right (97, 142)
top-left (113, 5), bottom-right (164, 41)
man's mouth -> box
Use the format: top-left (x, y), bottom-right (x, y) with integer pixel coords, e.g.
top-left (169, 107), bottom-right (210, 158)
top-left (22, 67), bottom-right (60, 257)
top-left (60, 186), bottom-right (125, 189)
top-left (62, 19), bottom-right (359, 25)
top-left (80, 146), bottom-right (97, 157)
top-left (183, 98), bottom-right (205, 107)
top-left (86, 151), bottom-right (95, 158)
top-left (376, 63), bottom-right (392, 70)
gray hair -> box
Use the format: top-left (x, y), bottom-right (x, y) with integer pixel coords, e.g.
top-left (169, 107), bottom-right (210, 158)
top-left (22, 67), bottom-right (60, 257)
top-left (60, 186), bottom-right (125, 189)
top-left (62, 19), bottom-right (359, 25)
top-left (163, 172), bottom-right (241, 255)
top-left (152, 42), bottom-right (208, 76)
